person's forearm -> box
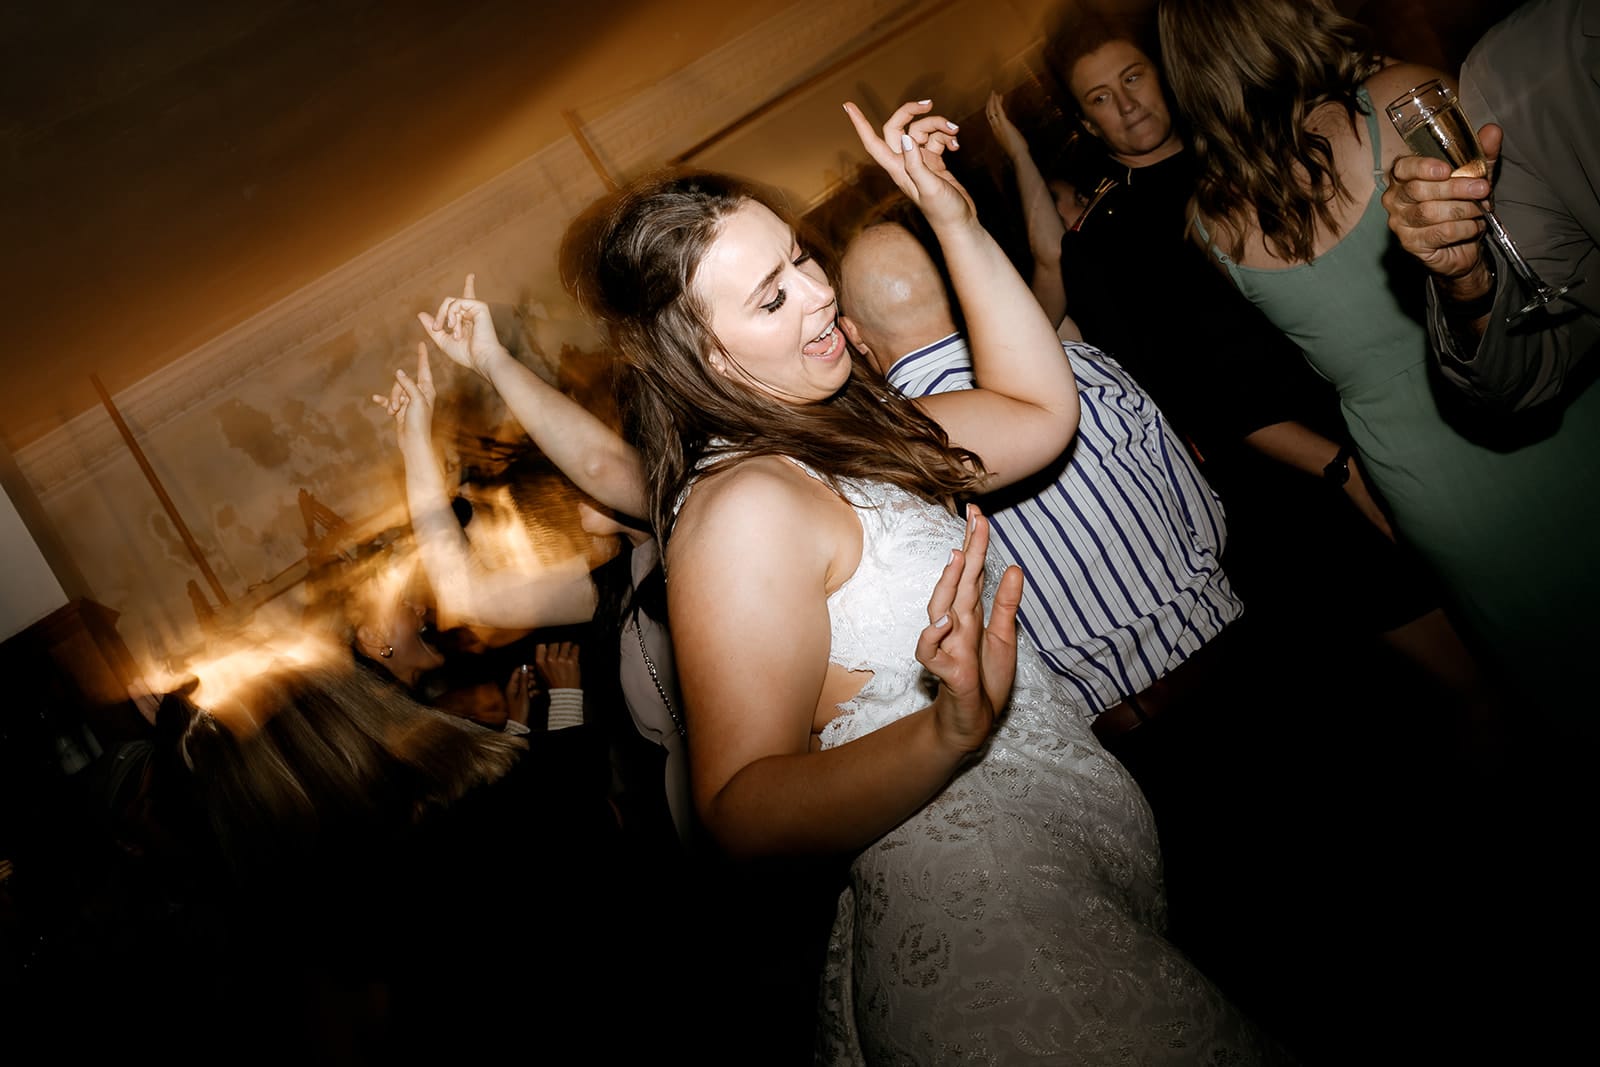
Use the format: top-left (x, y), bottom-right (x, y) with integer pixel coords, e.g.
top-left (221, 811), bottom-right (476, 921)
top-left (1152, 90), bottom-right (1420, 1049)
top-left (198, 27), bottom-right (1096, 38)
top-left (934, 218), bottom-right (1078, 420)
top-left (401, 438), bottom-right (597, 630)
top-left (1030, 262), bottom-right (1069, 330)
top-left (1010, 148), bottom-right (1066, 265)
top-left (400, 437), bottom-right (474, 609)
top-left (700, 704), bottom-right (971, 857)
top-left (1242, 420), bottom-right (1343, 477)
top-left (480, 347), bottom-right (648, 518)
top-left (1244, 421), bottom-right (1392, 536)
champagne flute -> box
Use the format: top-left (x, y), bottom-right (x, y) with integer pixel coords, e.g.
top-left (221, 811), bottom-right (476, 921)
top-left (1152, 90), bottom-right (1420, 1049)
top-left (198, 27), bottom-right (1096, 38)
top-left (1386, 79), bottom-right (1575, 319)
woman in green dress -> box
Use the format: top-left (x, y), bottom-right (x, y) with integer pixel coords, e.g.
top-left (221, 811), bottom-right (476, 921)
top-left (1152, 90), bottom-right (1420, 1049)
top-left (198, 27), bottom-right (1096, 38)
top-left (1157, 0), bottom-right (1600, 721)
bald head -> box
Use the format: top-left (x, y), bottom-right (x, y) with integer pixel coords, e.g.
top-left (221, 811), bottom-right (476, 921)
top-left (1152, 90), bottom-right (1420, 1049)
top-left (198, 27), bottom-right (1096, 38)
top-left (838, 222), bottom-right (958, 374)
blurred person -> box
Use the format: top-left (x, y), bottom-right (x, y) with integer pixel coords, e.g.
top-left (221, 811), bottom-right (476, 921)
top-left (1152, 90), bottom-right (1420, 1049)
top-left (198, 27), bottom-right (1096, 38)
top-left (374, 344), bottom-right (605, 639)
top-left (143, 644), bottom-right (661, 1060)
top-left (309, 544), bottom-right (534, 732)
top-left (386, 280), bottom-right (689, 845)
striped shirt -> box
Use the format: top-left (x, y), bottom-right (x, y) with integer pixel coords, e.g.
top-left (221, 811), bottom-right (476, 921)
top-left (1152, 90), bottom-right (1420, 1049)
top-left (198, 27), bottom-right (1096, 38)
top-left (888, 333), bottom-right (1240, 713)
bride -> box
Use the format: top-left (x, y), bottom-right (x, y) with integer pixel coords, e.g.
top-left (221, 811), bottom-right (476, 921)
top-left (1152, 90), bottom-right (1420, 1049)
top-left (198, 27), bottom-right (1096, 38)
top-left (436, 98), bottom-right (1282, 1062)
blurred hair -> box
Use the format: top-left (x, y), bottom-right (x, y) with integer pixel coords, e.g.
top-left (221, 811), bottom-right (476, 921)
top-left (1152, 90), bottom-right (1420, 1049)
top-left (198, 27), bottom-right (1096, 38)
top-left (1159, 0), bottom-right (1382, 263)
top-left (559, 168), bottom-right (983, 544)
top-left (171, 662), bottom-right (523, 872)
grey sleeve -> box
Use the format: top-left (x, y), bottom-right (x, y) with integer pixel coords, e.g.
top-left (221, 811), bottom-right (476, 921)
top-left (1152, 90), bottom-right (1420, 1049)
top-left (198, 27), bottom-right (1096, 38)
top-left (1429, 55), bottom-right (1600, 413)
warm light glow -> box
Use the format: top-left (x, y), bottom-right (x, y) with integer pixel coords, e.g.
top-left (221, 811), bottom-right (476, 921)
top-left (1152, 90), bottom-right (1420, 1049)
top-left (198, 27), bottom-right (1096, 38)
top-left (463, 485), bottom-right (554, 572)
top-left (143, 623), bottom-right (346, 736)
top-left (348, 547), bottom-right (422, 636)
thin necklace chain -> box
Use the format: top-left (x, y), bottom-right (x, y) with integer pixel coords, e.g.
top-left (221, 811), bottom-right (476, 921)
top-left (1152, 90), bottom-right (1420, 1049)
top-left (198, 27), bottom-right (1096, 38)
top-left (634, 617), bottom-right (685, 737)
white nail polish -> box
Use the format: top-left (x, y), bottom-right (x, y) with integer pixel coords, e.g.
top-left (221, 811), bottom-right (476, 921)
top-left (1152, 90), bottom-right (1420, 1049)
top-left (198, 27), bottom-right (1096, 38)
top-left (918, 99), bottom-right (932, 105)
top-left (946, 121), bottom-right (959, 131)
top-left (902, 133), bottom-right (916, 151)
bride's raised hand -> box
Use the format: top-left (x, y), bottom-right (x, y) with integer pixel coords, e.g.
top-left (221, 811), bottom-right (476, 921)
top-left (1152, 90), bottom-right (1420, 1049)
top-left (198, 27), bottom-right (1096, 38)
top-left (416, 272), bottom-right (508, 379)
top-left (915, 503), bottom-right (1023, 755)
top-left (843, 98), bottom-right (976, 228)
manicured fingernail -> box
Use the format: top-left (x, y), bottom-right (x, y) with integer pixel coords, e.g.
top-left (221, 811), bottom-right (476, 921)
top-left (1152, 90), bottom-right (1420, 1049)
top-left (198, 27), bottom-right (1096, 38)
top-left (933, 614), bottom-right (950, 628)
top-left (948, 549), bottom-right (958, 565)
top-left (918, 99), bottom-right (932, 105)
top-left (950, 138), bottom-right (959, 149)
top-left (946, 121), bottom-right (959, 131)
top-left (902, 133), bottom-right (915, 151)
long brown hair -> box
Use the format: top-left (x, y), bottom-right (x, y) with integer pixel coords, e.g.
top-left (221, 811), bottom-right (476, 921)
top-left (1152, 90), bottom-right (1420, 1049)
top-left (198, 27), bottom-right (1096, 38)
top-left (176, 662), bottom-right (523, 870)
top-left (1159, 0), bottom-right (1382, 263)
top-left (561, 169), bottom-right (984, 544)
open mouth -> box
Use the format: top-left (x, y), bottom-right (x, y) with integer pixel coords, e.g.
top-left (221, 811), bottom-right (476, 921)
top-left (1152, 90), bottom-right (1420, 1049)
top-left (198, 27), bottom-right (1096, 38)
top-left (803, 319), bottom-right (844, 359)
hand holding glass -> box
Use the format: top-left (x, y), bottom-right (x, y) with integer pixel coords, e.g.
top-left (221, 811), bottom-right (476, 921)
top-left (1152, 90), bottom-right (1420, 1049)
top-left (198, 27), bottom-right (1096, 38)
top-left (1386, 79), bottom-right (1574, 319)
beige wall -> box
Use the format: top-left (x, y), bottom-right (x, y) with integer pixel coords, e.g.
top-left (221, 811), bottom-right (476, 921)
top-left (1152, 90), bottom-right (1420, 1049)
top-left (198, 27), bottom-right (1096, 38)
top-left (12, 0), bottom-right (1059, 674)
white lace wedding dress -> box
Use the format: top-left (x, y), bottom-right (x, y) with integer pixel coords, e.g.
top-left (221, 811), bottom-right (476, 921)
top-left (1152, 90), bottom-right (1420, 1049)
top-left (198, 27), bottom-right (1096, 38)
top-left (809, 471), bottom-right (1284, 1064)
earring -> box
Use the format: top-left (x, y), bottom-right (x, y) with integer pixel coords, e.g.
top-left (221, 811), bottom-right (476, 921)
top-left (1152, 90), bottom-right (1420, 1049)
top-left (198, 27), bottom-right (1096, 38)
top-left (379, 645), bottom-right (394, 659)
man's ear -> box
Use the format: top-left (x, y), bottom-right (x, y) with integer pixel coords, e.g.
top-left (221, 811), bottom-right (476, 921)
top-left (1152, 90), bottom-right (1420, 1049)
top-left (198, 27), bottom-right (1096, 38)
top-left (839, 315), bottom-right (867, 352)
top-left (838, 316), bottom-right (879, 372)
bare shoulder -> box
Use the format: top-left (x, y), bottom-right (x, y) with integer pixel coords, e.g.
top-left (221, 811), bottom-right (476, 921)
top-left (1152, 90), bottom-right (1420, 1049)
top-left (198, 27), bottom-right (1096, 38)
top-left (674, 456), bottom-right (816, 541)
top-left (669, 456), bottom-right (843, 582)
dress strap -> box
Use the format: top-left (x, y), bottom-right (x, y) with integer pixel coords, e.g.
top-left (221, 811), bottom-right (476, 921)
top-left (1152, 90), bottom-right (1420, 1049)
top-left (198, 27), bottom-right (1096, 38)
top-left (1189, 211), bottom-right (1227, 262)
top-left (1356, 86), bottom-right (1386, 190)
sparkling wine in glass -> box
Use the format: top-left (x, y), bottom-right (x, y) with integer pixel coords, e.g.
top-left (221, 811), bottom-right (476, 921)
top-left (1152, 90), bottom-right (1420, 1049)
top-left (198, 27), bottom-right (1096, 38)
top-left (1386, 79), bottom-right (1574, 319)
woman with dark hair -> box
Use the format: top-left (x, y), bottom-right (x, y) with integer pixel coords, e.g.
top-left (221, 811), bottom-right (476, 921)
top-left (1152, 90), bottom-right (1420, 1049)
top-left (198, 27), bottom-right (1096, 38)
top-left (1160, 0), bottom-right (1600, 714)
top-left (537, 98), bottom-right (1283, 1061)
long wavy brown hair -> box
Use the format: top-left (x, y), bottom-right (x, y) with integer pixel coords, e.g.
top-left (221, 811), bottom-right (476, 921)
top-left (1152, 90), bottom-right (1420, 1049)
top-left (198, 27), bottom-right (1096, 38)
top-left (1159, 0), bottom-right (1383, 264)
top-left (175, 662), bottom-right (523, 871)
top-left (560, 169), bottom-right (984, 545)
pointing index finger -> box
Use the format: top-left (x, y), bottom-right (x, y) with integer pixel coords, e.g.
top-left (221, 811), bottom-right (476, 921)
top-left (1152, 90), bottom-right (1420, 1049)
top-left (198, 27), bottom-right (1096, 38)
top-left (415, 341), bottom-right (433, 392)
top-left (843, 101), bottom-right (898, 169)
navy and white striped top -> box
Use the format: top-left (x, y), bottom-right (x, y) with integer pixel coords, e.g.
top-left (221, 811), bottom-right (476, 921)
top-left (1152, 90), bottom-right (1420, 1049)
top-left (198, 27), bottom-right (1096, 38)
top-left (888, 333), bottom-right (1241, 714)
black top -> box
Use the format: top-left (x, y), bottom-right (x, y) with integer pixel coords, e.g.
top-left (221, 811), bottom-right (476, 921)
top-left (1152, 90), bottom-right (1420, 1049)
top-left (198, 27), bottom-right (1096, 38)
top-left (1060, 151), bottom-right (1346, 455)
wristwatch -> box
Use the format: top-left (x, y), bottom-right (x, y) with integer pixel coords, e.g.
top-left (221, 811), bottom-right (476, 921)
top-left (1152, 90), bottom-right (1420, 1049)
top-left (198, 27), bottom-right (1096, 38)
top-left (1323, 444), bottom-right (1354, 486)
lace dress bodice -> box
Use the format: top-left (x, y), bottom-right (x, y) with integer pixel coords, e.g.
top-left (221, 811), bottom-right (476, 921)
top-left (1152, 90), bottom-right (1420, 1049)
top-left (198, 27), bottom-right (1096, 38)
top-left (798, 468), bottom-right (1284, 1064)
top-left (818, 474), bottom-right (1096, 751)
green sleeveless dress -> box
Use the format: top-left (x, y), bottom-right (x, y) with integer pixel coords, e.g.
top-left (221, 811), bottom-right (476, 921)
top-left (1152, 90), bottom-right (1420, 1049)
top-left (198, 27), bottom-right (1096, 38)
top-left (1195, 88), bottom-right (1600, 713)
